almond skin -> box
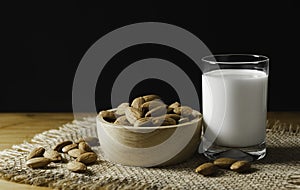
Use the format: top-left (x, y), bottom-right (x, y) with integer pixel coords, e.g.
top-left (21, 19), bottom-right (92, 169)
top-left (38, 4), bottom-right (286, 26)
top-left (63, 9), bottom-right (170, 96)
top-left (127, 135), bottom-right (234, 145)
top-left (195, 163), bottom-right (217, 176)
top-left (68, 148), bottom-right (85, 158)
top-left (53, 141), bottom-right (72, 152)
top-left (125, 107), bottom-right (143, 124)
top-left (134, 117), bottom-right (153, 127)
top-left (145, 105), bottom-right (167, 117)
top-left (140, 100), bottom-right (165, 113)
top-left (78, 142), bottom-right (93, 152)
top-left (26, 157), bottom-right (52, 169)
top-left (43, 150), bottom-right (62, 162)
top-left (168, 102), bottom-right (181, 109)
top-left (115, 102), bottom-right (130, 115)
top-left (165, 114), bottom-right (181, 121)
top-left (213, 157), bottom-right (237, 169)
top-left (76, 152), bottom-right (97, 165)
top-left (27, 147), bottom-right (45, 160)
top-left (67, 161), bottom-right (87, 173)
top-left (230, 160), bottom-right (251, 173)
top-left (62, 143), bottom-right (78, 153)
top-left (152, 117), bottom-right (176, 126)
top-left (131, 97), bottom-right (145, 109)
top-left (100, 111), bottom-right (116, 122)
top-left (173, 106), bottom-right (193, 116)
top-left (114, 115), bottom-right (131, 125)
top-left (142, 94), bottom-right (160, 102)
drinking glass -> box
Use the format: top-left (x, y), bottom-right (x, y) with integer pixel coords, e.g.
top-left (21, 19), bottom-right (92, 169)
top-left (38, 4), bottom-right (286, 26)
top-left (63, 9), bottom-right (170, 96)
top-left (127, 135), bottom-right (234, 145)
top-left (201, 54), bottom-right (269, 161)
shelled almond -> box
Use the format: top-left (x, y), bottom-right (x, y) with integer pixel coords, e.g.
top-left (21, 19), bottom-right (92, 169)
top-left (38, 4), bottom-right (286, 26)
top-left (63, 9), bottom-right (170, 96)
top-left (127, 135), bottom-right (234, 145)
top-left (26, 147), bottom-right (45, 160)
top-left (195, 163), bottom-right (217, 176)
top-left (100, 94), bottom-right (199, 127)
top-left (26, 157), bottom-right (52, 169)
top-left (26, 138), bottom-right (98, 173)
top-left (195, 157), bottom-right (252, 176)
top-left (43, 150), bottom-right (62, 162)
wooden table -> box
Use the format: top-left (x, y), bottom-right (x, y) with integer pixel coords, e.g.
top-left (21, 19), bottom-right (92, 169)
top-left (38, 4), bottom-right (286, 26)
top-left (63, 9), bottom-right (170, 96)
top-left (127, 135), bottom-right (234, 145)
top-left (0, 112), bottom-right (299, 189)
top-left (0, 113), bottom-right (73, 190)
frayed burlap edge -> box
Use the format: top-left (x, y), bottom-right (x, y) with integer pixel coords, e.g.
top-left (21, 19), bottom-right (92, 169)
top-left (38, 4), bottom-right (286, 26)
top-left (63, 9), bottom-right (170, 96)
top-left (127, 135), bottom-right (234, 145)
top-left (0, 118), bottom-right (299, 190)
top-left (0, 117), bottom-right (173, 190)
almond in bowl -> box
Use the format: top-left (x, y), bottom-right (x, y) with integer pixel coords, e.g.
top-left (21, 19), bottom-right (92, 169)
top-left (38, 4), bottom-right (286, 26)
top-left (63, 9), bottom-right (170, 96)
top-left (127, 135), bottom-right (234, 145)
top-left (96, 95), bottom-right (202, 167)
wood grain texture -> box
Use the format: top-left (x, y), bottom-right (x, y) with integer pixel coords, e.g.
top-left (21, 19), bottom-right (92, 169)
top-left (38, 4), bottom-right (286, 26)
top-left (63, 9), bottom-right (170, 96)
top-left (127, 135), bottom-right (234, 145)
top-left (0, 113), bottom-right (73, 150)
top-left (0, 113), bottom-right (73, 190)
top-left (0, 112), bottom-right (299, 189)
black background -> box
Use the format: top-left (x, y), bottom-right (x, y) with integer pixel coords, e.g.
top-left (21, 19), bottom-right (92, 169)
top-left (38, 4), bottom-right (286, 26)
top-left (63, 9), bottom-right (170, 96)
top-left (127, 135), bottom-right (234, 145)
top-left (2, 1), bottom-right (299, 112)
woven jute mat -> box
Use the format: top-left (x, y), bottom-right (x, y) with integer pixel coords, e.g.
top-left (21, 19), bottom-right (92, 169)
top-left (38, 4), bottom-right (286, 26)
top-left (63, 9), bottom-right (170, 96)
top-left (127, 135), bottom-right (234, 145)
top-left (0, 118), bottom-right (299, 190)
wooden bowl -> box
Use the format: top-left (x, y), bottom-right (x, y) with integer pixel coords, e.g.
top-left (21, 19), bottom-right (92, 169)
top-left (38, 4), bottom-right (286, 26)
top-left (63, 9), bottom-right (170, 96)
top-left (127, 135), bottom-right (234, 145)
top-left (96, 110), bottom-right (202, 167)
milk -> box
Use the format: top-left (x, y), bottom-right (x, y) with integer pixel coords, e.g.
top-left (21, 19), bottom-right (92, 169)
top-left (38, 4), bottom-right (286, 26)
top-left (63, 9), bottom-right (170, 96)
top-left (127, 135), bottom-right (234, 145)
top-left (202, 69), bottom-right (268, 147)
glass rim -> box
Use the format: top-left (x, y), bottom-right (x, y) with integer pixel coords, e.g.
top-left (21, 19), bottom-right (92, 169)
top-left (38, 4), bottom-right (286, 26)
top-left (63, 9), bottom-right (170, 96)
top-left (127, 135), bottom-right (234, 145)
top-left (202, 54), bottom-right (269, 64)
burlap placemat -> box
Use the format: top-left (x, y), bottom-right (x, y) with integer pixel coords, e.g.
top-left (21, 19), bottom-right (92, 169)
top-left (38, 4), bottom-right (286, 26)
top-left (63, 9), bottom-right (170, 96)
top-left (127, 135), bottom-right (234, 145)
top-left (0, 118), bottom-right (299, 190)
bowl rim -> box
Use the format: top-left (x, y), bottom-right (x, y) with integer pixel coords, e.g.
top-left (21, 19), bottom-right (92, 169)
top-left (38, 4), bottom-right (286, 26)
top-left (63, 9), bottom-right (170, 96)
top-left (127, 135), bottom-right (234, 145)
top-left (97, 109), bottom-right (202, 130)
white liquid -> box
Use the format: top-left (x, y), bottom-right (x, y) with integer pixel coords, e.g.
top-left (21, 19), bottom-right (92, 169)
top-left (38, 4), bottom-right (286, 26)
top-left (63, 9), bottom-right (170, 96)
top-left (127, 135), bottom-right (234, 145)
top-left (202, 69), bottom-right (268, 147)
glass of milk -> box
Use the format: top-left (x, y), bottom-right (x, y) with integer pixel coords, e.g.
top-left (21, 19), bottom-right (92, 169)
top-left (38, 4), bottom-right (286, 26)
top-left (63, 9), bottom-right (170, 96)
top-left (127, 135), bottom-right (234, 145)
top-left (201, 54), bottom-right (269, 161)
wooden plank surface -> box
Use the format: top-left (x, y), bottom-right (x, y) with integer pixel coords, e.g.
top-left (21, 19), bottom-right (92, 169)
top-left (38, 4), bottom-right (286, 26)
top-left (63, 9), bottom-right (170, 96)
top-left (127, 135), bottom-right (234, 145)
top-left (0, 113), bottom-right (73, 190)
top-left (0, 112), bottom-right (299, 189)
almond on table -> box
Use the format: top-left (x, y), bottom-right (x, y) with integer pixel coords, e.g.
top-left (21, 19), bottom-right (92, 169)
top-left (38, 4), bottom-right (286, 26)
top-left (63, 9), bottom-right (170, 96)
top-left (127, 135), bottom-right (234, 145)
top-left (213, 157), bottom-right (237, 169)
top-left (78, 142), bottom-right (93, 152)
top-left (68, 148), bottom-right (85, 158)
top-left (26, 147), bottom-right (45, 160)
top-left (43, 150), bottom-right (62, 162)
top-left (62, 143), bottom-right (78, 153)
top-left (26, 157), bottom-right (52, 169)
top-left (53, 141), bottom-right (72, 152)
top-left (67, 161), bottom-right (87, 173)
top-left (76, 152), bottom-right (97, 165)
top-left (195, 162), bottom-right (217, 176)
top-left (230, 160), bottom-right (251, 173)
top-left (25, 139), bottom-right (99, 173)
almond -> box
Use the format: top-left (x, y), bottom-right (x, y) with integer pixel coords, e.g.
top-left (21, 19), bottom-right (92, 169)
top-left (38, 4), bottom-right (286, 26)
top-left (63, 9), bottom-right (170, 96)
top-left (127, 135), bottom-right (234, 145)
top-left (141, 100), bottom-right (165, 113)
top-left (142, 94), bottom-right (160, 102)
top-left (145, 105), bottom-right (167, 117)
top-left (173, 106), bottom-right (193, 116)
top-left (76, 152), bottom-right (97, 165)
top-left (100, 110), bottom-right (116, 122)
top-left (213, 157), bottom-right (237, 169)
top-left (78, 142), bottom-right (92, 152)
top-left (68, 148), bottom-right (85, 158)
top-left (125, 107), bottom-right (143, 124)
top-left (27, 147), bottom-right (45, 160)
top-left (26, 157), bottom-right (52, 169)
top-left (134, 117), bottom-right (153, 127)
top-left (131, 97), bottom-right (145, 109)
top-left (195, 162), bottom-right (217, 176)
top-left (167, 107), bottom-right (174, 114)
top-left (53, 141), bottom-right (72, 152)
top-left (62, 143), bottom-right (78, 153)
top-left (115, 103), bottom-right (130, 115)
top-left (165, 114), bottom-right (181, 121)
top-left (168, 102), bottom-right (180, 109)
top-left (67, 161), bottom-right (87, 173)
top-left (114, 115), bottom-right (131, 125)
top-left (152, 117), bottom-right (176, 126)
top-left (230, 160), bottom-right (251, 173)
top-left (43, 150), bottom-right (62, 162)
